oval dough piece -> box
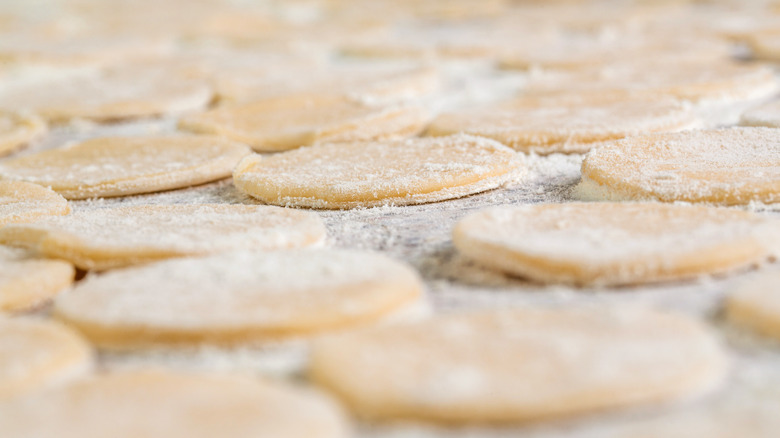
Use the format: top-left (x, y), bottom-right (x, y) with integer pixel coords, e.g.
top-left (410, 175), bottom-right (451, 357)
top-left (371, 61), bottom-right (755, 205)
top-left (0, 180), bottom-right (70, 227)
top-left (0, 204), bottom-right (326, 270)
top-left (0, 111), bottom-right (46, 156)
top-left (740, 100), bottom-right (780, 128)
top-left (0, 246), bottom-right (74, 312)
top-left (233, 134), bottom-right (521, 209)
top-left (0, 318), bottom-right (92, 399)
top-left (309, 307), bottom-right (727, 423)
top-left (426, 99), bottom-right (697, 154)
top-left (0, 135), bottom-right (251, 199)
top-left (0, 369), bottom-right (350, 438)
top-left (725, 269), bottom-right (780, 340)
top-left (453, 203), bottom-right (780, 286)
top-left (578, 127), bottom-right (780, 205)
top-left (179, 94), bottom-right (428, 152)
top-left (54, 249), bottom-right (424, 348)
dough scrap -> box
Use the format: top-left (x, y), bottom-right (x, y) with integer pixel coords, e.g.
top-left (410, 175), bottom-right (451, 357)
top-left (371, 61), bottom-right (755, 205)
top-left (309, 307), bottom-right (727, 423)
top-left (453, 203), bottom-right (780, 286)
top-left (725, 269), bottom-right (780, 340)
top-left (178, 94), bottom-right (428, 152)
top-left (0, 111), bottom-right (46, 156)
top-left (0, 204), bottom-right (326, 270)
top-left (0, 246), bottom-right (73, 312)
top-left (0, 369), bottom-right (350, 438)
top-left (578, 127), bottom-right (780, 205)
top-left (233, 134), bottom-right (521, 209)
top-left (0, 135), bottom-right (251, 199)
top-left (0, 180), bottom-right (70, 227)
top-left (740, 99), bottom-right (780, 128)
top-left (55, 249), bottom-right (424, 348)
top-left (0, 318), bottom-right (92, 399)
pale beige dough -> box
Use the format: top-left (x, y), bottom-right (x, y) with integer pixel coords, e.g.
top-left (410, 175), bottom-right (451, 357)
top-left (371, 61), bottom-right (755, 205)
top-left (55, 249), bottom-right (424, 348)
top-left (0, 204), bottom-right (326, 270)
top-left (0, 135), bottom-right (251, 199)
top-left (0, 180), bottom-right (69, 227)
top-left (747, 31), bottom-right (780, 61)
top-left (740, 99), bottom-right (780, 128)
top-left (0, 369), bottom-right (350, 438)
top-left (453, 203), bottom-right (780, 286)
top-left (309, 307), bottom-right (727, 423)
top-left (178, 94), bottom-right (428, 152)
top-left (233, 134), bottom-right (522, 209)
top-left (725, 269), bottom-right (780, 340)
top-left (0, 246), bottom-right (73, 312)
top-left (0, 318), bottom-right (92, 399)
top-left (578, 127), bottom-right (780, 205)
top-left (0, 111), bottom-right (46, 156)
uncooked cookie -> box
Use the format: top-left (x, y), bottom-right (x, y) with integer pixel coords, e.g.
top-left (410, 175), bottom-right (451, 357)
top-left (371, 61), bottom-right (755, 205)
top-left (0, 369), bottom-right (350, 438)
top-left (0, 180), bottom-right (70, 227)
top-left (453, 203), bottom-right (780, 286)
top-left (578, 127), bottom-right (780, 205)
top-left (0, 246), bottom-right (74, 312)
top-left (740, 100), bottom-right (780, 128)
top-left (55, 249), bottom-right (424, 348)
top-left (0, 111), bottom-right (46, 156)
top-left (179, 94), bottom-right (428, 152)
top-left (725, 270), bottom-right (780, 340)
top-left (0, 318), bottom-right (92, 399)
top-left (0, 135), bottom-right (251, 199)
top-left (0, 204), bottom-right (326, 270)
top-left (309, 307), bottom-right (727, 423)
top-left (426, 98), bottom-right (697, 154)
top-left (233, 134), bottom-right (521, 209)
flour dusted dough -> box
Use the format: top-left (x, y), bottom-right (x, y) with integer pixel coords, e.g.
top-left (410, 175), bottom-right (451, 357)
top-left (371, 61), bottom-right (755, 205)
top-left (740, 100), bottom-right (780, 128)
top-left (454, 203), bottom-right (780, 286)
top-left (0, 318), bottom-right (92, 399)
top-left (0, 111), bottom-right (46, 156)
top-left (309, 307), bottom-right (727, 423)
top-left (179, 95), bottom-right (428, 152)
top-left (233, 134), bottom-right (521, 209)
top-left (0, 180), bottom-right (69, 227)
top-left (0, 135), bottom-right (250, 199)
top-left (578, 127), bottom-right (780, 205)
top-left (0, 204), bottom-right (326, 270)
top-left (0, 369), bottom-right (350, 438)
top-left (55, 249), bottom-right (424, 348)
top-left (725, 270), bottom-right (780, 340)
top-left (0, 247), bottom-right (73, 312)
top-left (426, 99), bottom-right (697, 154)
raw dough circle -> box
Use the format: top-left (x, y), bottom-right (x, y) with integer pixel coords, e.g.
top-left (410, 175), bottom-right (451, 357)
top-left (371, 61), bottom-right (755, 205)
top-left (725, 270), bottom-right (780, 340)
top-left (179, 94), bottom-right (428, 152)
top-left (0, 135), bottom-right (251, 199)
top-left (0, 180), bottom-right (70, 227)
top-left (0, 318), bottom-right (92, 399)
top-left (0, 204), bottom-right (327, 270)
top-left (54, 249), bottom-right (424, 348)
top-left (453, 203), bottom-right (780, 286)
top-left (0, 111), bottom-right (46, 156)
top-left (740, 100), bottom-right (780, 128)
top-left (0, 247), bottom-right (74, 312)
top-left (309, 307), bottom-right (727, 423)
top-left (578, 127), bottom-right (780, 205)
top-left (233, 134), bottom-right (521, 209)
top-left (0, 369), bottom-right (350, 438)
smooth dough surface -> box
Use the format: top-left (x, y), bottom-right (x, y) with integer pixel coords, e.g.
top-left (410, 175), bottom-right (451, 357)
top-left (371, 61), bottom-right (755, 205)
top-left (309, 307), bottom-right (727, 423)
top-left (0, 246), bottom-right (74, 312)
top-left (453, 203), bottom-right (780, 286)
top-left (179, 94), bottom-right (428, 151)
top-left (0, 180), bottom-right (70, 227)
top-left (0, 135), bottom-right (251, 199)
top-left (0, 111), bottom-right (46, 156)
top-left (725, 269), bottom-right (780, 340)
top-left (233, 134), bottom-right (521, 209)
top-left (0, 204), bottom-right (326, 270)
top-left (0, 318), bottom-right (92, 399)
top-left (0, 369), bottom-right (350, 438)
top-left (55, 249), bottom-right (424, 348)
top-left (740, 100), bottom-right (780, 128)
top-left (578, 127), bottom-right (780, 205)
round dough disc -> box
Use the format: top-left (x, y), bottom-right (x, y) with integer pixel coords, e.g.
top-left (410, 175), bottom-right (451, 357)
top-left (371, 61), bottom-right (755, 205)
top-left (309, 307), bottom-right (727, 423)
top-left (233, 134), bottom-right (521, 209)
top-left (578, 127), bottom-right (780, 205)
top-left (740, 100), bottom-right (780, 128)
top-left (0, 111), bottom-right (46, 156)
top-left (0, 246), bottom-right (74, 312)
top-left (0, 204), bottom-right (326, 270)
top-left (0, 369), bottom-right (350, 438)
top-left (453, 203), bottom-right (780, 286)
top-left (179, 94), bottom-right (428, 152)
top-left (725, 269), bottom-right (780, 340)
top-left (0, 180), bottom-right (70, 227)
top-left (0, 318), bottom-right (92, 399)
top-left (54, 249), bottom-right (424, 348)
top-left (0, 135), bottom-right (251, 199)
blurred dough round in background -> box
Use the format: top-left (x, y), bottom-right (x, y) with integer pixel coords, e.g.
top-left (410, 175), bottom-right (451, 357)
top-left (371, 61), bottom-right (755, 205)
top-left (0, 180), bottom-right (69, 227)
top-left (0, 246), bottom-right (73, 312)
top-left (725, 269), bottom-right (780, 340)
top-left (746, 31), bottom-right (780, 61)
top-left (0, 111), bottom-right (46, 156)
top-left (740, 100), bottom-right (780, 128)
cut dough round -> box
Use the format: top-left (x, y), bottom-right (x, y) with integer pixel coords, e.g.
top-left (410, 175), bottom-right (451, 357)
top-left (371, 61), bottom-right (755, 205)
top-left (0, 180), bottom-right (70, 227)
top-left (179, 94), bottom-right (428, 152)
top-left (309, 307), bottom-right (727, 423)
top-left (725, 269), bottom-right (780, 340)
top-left (453, 203), bottom-right (780, 286)
top-left (578, 127), bottom-right (780, 205)
top-left (233, 134), bottom-right (521, 209)
top-left (426, 98), bottom-right (697, 154)
top-left (0, 318), bottom-right (92, 399)
top-left (0, 246), bottom-right (73, 312)
top-left (740, 100), bottom-right (780, 128)
top-left (0, 111), bottom-right (46, 156)
top-left (54, 249), bottom-right (424, 348)
top-left (0, 135), bottom-right (251, 199)
top-left (0, 369), bottom-right (350, 438)
top-left (0, 204), bottom-right (326, 270)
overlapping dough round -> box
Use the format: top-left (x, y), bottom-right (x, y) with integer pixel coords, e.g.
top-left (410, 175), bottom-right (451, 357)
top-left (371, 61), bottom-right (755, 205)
top-left (0, 180), bottom-right (70, 227)
top-left (0, 246), bottom-right (73, 312)
top-left (740, 100), bottom-right (780, 128)
top-left (0, 111), bottom-right (46, 156)
top-left (725, 270), bottom-right (780, 340)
